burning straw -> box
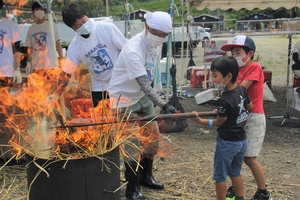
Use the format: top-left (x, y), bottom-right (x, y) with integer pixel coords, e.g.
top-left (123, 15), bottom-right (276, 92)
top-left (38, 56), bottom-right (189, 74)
top-left (0, 70), bottom-right (145, 165)
top-left (0, 74), bottom-right (156, 198)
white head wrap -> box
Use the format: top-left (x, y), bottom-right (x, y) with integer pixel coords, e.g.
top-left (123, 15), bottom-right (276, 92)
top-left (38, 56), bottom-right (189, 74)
top-left (144, 11), bottom-right (172, 33)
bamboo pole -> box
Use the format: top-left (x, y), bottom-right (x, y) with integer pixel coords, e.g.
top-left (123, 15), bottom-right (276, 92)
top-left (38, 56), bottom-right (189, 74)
top-left (56, 111), bottom-right (217, 128)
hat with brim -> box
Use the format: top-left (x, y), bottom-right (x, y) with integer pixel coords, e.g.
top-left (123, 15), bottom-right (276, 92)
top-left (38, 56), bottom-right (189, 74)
top-left (221, 35), bottom-right (256, 52)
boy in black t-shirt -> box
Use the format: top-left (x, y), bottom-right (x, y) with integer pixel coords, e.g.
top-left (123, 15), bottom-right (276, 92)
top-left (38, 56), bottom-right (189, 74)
top-left (192, 56), bottom-right (253, 200)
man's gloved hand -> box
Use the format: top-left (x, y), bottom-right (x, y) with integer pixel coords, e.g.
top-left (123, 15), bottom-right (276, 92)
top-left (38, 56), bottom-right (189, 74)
top-left (13, 69), bottom-right (22, 83)
top-left (45, 93), bottom-right (60, 106)
top-left (162, 104), bottom-right (177, 114)
top-left (26, 62), bottom-right (32, 74)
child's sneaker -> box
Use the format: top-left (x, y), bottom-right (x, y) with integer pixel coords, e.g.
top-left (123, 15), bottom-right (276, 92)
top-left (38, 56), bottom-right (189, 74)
top-left (226, 186), bottom-right (235, 198)
top-left (252, 190), bottom-right (273, 200)
top-left (226, 197), bottom-right (235, 200)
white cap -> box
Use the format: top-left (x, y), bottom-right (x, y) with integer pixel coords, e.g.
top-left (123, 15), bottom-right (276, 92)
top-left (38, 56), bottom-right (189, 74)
top-left (144, 11), bottom-right (172, 33)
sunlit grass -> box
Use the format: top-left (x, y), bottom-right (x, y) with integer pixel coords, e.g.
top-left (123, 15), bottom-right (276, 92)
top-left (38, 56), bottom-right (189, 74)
top-left (180, 35), bottom-right (298, 87)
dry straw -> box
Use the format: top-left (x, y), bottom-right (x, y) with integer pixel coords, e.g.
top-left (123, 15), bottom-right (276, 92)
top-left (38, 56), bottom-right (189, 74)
top-left (0, 72), bottom-right (152, 199)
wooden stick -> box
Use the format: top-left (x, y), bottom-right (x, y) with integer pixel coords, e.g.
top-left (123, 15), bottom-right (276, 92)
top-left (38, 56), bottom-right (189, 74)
top-left (140, 111), bottom-right (216, 121)
top-left (56, 111), bottom-right (217, 128)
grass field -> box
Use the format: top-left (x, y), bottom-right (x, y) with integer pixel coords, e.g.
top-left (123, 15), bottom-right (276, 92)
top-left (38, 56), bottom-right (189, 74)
top-left (175, 35), bottom-right (300, 87)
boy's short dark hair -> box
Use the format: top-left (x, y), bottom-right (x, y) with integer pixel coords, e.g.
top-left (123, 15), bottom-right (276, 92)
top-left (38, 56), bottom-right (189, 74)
top-left (62, 3), bottom-right (86, 28)
top-left (31, 1), bottom-right (45, 11)
top-left (0, 0), bottom-right (4, 9)
top-left (229, 46), bottom-right (252, 54)
top-left (211, 56), bottom-right (239, 83)
top-left (241, 46), bottom-right (255, 60)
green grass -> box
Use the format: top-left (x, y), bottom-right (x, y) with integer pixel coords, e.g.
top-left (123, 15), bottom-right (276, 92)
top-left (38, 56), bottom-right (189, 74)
top-left (190, 35), bottom-right (296, 86)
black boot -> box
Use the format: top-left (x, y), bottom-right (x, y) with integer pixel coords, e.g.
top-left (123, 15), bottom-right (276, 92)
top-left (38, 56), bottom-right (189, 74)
top-left (139, 157), bottom-right (164, 189)
top-left (124, 162), bottom-right (148, 200)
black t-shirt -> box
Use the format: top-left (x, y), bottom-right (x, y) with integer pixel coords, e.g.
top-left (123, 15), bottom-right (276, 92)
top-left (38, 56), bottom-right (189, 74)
top-left (216, 85), bottom-right (251, 141)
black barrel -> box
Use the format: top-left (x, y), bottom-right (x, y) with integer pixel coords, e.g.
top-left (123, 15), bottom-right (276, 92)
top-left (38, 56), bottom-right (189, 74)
top-left (26, 146), bottom-right (120, 200)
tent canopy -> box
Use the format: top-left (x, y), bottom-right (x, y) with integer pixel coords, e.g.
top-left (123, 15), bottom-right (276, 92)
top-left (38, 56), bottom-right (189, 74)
top-left (192, 0), bottom-right (300, 11)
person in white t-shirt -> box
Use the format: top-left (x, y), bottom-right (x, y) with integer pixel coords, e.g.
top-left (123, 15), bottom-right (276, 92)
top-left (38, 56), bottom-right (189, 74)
top-left (108, 11), bottom-right (177, 200)
top-left (47, 3), bottom-right (127, 108)
top-left (0, 0), bottom-right (22, 85)
top-left (25, 1), bottom-right (63, 76)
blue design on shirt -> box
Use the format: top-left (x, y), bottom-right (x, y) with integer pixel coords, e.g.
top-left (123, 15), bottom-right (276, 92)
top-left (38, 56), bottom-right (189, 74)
top-left (146, 57), bottom-right (155, 82)
top-left (0, 34), bottom-right (3, 54)
top-left (34, 35), bottom-right (47, 51)
top-left (91, 49), bottom-right (113, 74)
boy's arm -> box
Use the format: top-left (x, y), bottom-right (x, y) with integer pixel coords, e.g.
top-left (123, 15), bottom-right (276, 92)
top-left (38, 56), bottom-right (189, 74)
top-left (27, 47), bottom-right (33, 61)
top-left (191, 111), bottom-right (226, 127)
top-left (56, 40), bottom-right (64, 59)
top-left (12, 41), bottom-right (21, 70)
top-left (241, 80), bottom-right (253, 90)
top-left (247, 101), bottom-right (253, 111)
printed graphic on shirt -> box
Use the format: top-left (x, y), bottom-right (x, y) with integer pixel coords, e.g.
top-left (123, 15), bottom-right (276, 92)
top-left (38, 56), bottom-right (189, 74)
top-left (0, 33), bottom-right (3, 53)
top-left (217, 106), bottom-right (226, 114)
top-left (145, 55), bottom-right (157, 82)
top-left (34, 35), bottom-right (47, 51)
top-left (236, 95), bottom-right (248, 124)
top-left (91, 49), bottom-right (113, 74)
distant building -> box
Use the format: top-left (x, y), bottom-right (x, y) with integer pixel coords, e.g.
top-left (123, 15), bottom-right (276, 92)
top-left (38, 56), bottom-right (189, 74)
top-left (237, 13), bottom-right (273, 31)
top-left (192, 14), bottom-right (220, 30)
top-left (240, 13), bottom-right (271, 21)
top-left (129, 9), bottom-right (150, 21)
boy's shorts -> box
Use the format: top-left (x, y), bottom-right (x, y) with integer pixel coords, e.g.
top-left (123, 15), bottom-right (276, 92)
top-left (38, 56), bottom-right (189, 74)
top-left (244, 113), bottom-right (266, 157)
top-left (213, 135), bottom-right (247, 182)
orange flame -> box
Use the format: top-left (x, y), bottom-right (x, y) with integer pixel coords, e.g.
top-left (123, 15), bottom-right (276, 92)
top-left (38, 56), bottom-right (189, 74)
top-left (0, 67), bottom-right (145, 160)
top-left (3, 0), bottom-right (29, 7)
top-left (1, 60), bottom-right (170, 161)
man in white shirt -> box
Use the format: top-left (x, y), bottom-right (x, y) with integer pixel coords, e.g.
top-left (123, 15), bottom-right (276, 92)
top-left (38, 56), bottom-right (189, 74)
top-left (0, 0), bottom-right (22, 86)
top-left (109, 11), bottom-right (177, 200)
top-left (25, 1), bottom-right (63, 76)
top-left (50, 3), bottom-right (127, 108)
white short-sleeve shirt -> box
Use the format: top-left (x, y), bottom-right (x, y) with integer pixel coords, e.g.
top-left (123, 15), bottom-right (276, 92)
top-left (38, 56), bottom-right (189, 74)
top-left (0, 18), bottom-right (21, 77)
top-left (108, 31), bottom-right (161, 107)
top-left (25, 21), bottom-right (60, 69)
top-left (63, 19), bottom-right (127, 92)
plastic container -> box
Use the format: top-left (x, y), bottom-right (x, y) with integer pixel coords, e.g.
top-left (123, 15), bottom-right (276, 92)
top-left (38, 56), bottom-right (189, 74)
top-left (190, 66), bottom-right (210, 88)
top-left (293, 76), bottom-right (300, 87)
top-left (194, 89), bottom-right (218, 104)
top-left (161, 72), bottom-right (172, 86)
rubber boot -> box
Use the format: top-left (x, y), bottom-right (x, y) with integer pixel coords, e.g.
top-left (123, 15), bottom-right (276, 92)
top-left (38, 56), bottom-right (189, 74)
top-left (139, 157), bottom-right (164, 189)
top-left (124, 162), bottom-right (148, 200)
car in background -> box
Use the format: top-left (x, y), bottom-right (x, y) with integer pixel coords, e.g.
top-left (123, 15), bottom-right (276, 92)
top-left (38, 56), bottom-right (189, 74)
top-left (197, 26), bottom-right (212, 40)
top-left (203, 27), bottom-right (211, 32)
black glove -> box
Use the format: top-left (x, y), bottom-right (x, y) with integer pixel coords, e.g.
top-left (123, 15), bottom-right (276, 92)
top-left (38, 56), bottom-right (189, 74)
top-left (162, 104), bottom-right (177, 114)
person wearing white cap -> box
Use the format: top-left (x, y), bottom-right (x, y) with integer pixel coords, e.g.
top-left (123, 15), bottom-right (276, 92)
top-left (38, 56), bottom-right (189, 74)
top-left (108, 11), bottom-right (177, 200)
top-left (221, 36), bottom-right (272, 200)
